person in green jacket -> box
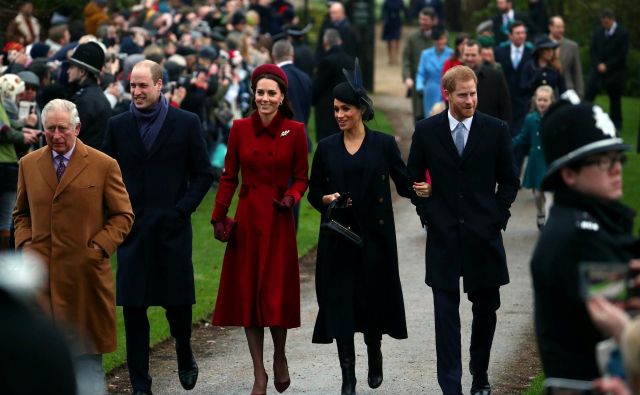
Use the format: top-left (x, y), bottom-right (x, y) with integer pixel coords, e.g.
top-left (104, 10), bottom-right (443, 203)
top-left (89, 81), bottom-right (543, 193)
top-left (0, 100), bottom-right (38, 250)
top-left (512, 84), bottom-right (555, 230)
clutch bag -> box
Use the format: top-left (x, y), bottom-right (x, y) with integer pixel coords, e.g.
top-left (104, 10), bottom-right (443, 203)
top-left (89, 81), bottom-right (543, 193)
top-left (320, 198), bottom-right (363, 247)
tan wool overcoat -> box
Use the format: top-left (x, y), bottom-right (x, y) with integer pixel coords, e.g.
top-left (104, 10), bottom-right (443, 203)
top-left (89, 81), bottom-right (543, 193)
top-left (13, 139), bottom-right (134, 354)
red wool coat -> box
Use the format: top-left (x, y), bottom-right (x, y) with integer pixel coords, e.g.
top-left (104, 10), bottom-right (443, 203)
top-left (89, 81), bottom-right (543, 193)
top-left (211, 111), bottom-right (309, 328)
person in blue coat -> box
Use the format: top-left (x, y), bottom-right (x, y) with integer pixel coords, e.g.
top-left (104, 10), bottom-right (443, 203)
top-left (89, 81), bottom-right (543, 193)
top-left (103, 60), bottom-right (214, 394)
top-left (415, 27), bottom-right (452, 120)
top-left (512, 85), bottom-right (555, 229)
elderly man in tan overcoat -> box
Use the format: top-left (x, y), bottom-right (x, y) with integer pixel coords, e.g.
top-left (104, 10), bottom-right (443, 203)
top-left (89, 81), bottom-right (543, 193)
top-left (13, 99), bottom-right (133, 393)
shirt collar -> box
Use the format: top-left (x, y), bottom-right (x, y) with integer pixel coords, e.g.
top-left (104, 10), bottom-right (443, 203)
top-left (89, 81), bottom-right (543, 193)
top-left (252, 111), bottom-right (285, 138)
top-left (447, 110), bottom-right (473, 132)
top-left (510, 42), bottom-right (523, 52)
top-left (276, 60), bottom-right (293, 67)
top-left (51, 140), bottom-right (76, 162)
top-left (607, 22), bottom-right (618, 36)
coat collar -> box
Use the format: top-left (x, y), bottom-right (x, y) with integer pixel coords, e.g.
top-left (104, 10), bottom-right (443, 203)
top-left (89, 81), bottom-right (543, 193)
top-left (251, 110), bottom-right (286, 138)
top-left (37, 138), bottom-right (89, 197)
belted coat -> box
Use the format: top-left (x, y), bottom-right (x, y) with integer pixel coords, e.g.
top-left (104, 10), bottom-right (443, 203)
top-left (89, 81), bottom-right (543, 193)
top-left (211, 111), bottom-right (309, 328)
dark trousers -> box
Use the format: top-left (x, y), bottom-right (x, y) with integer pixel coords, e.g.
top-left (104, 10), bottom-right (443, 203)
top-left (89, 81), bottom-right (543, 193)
top-left (123, 305), bottom-right (192, 392)
top-left (432, 287), bottom-right (501, 395)
top-left (585, 77), bottom-right (623, 130)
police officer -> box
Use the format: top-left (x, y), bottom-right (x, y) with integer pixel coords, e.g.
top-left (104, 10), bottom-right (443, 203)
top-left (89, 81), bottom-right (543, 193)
top-left (67, 41), bottom-right (111, 150)
top-left (531, 99), bottom-right (637, 381)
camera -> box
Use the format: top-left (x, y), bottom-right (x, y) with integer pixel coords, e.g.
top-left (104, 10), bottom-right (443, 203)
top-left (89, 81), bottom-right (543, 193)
top-left (543, 377), bottom-right (596, 395)
top-left (579, 262), bottom-right (639, 303)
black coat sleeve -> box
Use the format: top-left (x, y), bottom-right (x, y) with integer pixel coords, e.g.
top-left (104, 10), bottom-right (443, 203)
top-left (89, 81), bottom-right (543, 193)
top-left (494, 120), bottom-right (520, 228)
top-left (386, 135), bottom-right (413, 199)
top-left (175, 113), bottom-right (215, 216)
top-left (308, 142), bottom-right (328, 214)
top-left (406, 126), bottom-right (430, 222)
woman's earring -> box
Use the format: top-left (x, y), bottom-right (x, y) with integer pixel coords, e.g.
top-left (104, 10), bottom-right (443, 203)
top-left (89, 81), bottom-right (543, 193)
top-left (279, 101), bottom-right (283, 106)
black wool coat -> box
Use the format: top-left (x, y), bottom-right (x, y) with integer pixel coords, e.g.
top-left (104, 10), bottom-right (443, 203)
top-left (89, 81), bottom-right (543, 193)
top-left (71, 78), bottom-right (112, 150)
top-left (311, 46), bottom-right (353, 143)
top-left (588, 24), bottom-right (630, 90)
top-left (407, 110), bottom-right (519, 293)
top-left (103, 106), bottom-right (214, 306)
top-left (308, 129), bottom-right (412, 343)
top-left (475, 64), bottom-right (512, 124)
top-left (532, 187), bottom-right (638, 380)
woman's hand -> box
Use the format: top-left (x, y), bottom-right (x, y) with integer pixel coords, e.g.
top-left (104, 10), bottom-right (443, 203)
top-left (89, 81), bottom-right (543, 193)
top-left (322, 192), bottom-right (340, 206)
top-left (413, 182), bottom-right (431, 198)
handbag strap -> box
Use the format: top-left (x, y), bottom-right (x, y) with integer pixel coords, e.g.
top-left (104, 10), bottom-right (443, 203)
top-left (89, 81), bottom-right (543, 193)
top-left (324, 199), bottom-right (338, 222)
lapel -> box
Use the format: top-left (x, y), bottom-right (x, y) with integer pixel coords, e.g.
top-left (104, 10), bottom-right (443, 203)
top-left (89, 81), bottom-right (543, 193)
top-left (36, 146), bottom-right (57, 193)
top-left (329, 134), bottom-right (347, 193)
top-left (122, 111), bottom-right (148, 157)
top-left (54, 139), bottom-right (89, 199)
top-left (434, 111), bottom-right (459, 159)
top-left (147, 107), bottom-right (176, 158)
top-left (355, 128), bottom-right (376, 203)
top-left (461, 113), bottom-right (482, 163)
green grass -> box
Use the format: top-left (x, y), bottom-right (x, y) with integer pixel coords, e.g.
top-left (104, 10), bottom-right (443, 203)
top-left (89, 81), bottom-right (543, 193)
top-left (103, 110), bottom-right (393, 372)
top-left (521, 96), bottom-right (640, 394)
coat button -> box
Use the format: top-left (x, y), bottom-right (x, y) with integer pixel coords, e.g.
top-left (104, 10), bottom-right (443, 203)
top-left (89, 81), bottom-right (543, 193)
top-left (458, 193), bottom-right (463, 198)
top-left (378, 197), bottom-right (383, 203)
top-left (459, 219), bottom-right (464, 224)
top-left (251, 166), bottom-right (257, 172)
top-left (253, 150), bottom-right (258, 156)
top-left (252, 183), bottom-right (257, 189)
top-left (379, 219), bottom-right (384, 225)
top-left (381, 174), bottom-right (386, 180)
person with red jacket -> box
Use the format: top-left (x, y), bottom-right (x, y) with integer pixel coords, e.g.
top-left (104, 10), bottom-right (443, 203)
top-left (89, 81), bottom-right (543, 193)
top-left (211, 64), bottom-right (309, 395)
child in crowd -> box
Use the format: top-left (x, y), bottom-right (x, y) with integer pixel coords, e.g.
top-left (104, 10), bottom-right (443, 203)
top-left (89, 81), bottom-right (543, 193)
top-left (513, 85), bottom-right (555, 230)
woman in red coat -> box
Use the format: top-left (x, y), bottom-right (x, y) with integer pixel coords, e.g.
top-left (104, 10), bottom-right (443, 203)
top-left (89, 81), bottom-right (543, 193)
top-left (211, 64), bottom-right (309, 395)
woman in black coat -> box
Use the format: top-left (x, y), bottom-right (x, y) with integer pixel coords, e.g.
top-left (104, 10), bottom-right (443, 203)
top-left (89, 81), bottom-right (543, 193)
top-left (308, 62), bottom-right (430, 394)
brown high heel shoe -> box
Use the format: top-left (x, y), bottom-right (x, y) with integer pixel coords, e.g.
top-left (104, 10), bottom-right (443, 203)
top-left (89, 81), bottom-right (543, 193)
top-left (251, 373), bottom-right (268, 395)
top-left (274, 358), bottom-right (291, 393)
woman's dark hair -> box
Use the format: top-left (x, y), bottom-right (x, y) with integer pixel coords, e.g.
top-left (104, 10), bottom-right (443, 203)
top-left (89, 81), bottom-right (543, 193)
top-left (250, 73), bottom-right (294, 119)
top-left (431, 26), bottom-right (447, 41)
top-left (453, 32), bottom-right (471, 58)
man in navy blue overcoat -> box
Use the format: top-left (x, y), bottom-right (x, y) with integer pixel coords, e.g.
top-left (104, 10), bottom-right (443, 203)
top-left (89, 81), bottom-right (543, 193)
top-left (103, 60), bottom-right (214, 394)
top-left (407, 65), bottom-right (519, 395)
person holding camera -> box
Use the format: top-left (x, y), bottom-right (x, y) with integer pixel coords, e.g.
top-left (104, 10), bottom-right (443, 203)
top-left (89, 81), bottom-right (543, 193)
top-left (531, 97), bottom-right (637, 381)
top-left (308, 59), bottom-right (429, 394)
top-left (210, 64), bottom-right (308, 395)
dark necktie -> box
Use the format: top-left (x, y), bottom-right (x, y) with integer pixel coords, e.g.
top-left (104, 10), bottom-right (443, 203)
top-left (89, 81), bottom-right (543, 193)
top-left (55, 154), bottom-right (66, 181)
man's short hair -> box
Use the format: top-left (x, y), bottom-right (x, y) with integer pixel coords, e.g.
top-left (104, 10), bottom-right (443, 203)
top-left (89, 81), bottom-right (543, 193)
top-left (600, 9), bottom-right (615, 20)
top-left (48, 24), bottom-right (68, 42)
top-left (271, 40), bottom-right (294, 62)
top-left (419, 7), bottom-right (436, 19)
top-left (42, 99), bottom-right (80, 129)
top-left (509, 20), bottom-right (526, 33)
top-left (323, 28), bottom-right (341, 47)
top-left (134, 60), bottom-right (163, 83)
top-left (441, 65), bottom-right (477, 93)
top-left (465, 39), bottom-right (479, 49)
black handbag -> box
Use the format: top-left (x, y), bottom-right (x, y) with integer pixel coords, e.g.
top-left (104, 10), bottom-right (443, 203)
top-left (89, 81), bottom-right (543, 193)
top-left (320, 194), bottom-right (363, 247)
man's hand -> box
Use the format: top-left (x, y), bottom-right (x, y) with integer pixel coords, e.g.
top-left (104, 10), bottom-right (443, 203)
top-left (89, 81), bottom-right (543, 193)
top-left (21, 128), bottom-right (39, 144)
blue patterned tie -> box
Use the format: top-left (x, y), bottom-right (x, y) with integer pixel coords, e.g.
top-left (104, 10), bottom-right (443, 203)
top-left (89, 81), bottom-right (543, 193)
top-left (454, 123), bottom-right (466, 156)
top-left (56, 154), bottom-right (66, 181)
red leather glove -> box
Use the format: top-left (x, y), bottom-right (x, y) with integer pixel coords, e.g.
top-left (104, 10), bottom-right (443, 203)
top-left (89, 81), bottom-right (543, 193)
top-left (273, 195), bottom-right (294, 210)
top-left (213, 222), bottom-right (227, 242)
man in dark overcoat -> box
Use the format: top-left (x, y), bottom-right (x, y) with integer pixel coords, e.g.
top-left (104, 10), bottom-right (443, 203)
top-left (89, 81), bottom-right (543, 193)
top-left (494, 20), bottom-right (533, 173)
top-left (66, 41), bottom-right (112, 150)
top-left (584, 9), bottom-right (629, 131)
top-left (103, 60), bottom-right (214, 394)
top-left (312, 28), bottom-right (353, 143)
top-left (462, 40), bottom-right (512, 123)
top-left (407, 65), bottom-right (519, 395)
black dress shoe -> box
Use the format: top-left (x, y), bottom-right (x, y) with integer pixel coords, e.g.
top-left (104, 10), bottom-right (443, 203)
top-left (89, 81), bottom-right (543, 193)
top-left (470, 372), bottom-right (491, 395)
top-left (176, 342), bottom-right (198, 390)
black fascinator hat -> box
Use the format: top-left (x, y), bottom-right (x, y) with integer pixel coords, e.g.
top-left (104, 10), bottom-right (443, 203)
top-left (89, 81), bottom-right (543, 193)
top-left (333, 58), bottom-right (375, 121)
